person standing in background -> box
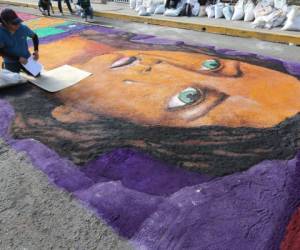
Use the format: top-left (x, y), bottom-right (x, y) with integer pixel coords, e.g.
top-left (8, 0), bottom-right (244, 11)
top-left (77, 0), bottom-right (93, 21)
top-left (57, 0), bottom-right (74, 15)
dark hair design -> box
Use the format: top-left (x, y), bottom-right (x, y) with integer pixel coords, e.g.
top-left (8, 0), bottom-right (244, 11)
top-left (1, 83), bottom-right (300, 177)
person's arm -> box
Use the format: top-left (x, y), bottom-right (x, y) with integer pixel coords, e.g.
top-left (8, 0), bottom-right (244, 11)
top-left (24, 25), bottom-right (39, 60)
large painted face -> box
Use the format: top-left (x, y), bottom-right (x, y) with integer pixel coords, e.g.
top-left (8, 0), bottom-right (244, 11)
top-left (52, 50), bottom-right (300, 128)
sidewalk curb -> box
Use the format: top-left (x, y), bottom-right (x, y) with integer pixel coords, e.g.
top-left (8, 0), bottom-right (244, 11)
top-left (1, 0), bottom-right (299, 45)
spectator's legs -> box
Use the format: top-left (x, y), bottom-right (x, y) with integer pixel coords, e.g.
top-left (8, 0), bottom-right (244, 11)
top-left (47, 3), bottom-right (51, 16)
top-left (89, 7), bottom-right (93, 19)
top-left (165, 0), bottom-right (170, 8)
top-left (57, 0), bottom-right (63, 13)
top-left (65, 0), bottom-right (74, 13)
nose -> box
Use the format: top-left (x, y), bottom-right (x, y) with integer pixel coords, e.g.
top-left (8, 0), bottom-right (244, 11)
top-left (213, 60), bottom-right (241, 78)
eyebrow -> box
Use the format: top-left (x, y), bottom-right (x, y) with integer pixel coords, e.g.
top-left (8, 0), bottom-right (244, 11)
top-left (136, 53), bottom-right (243, 78)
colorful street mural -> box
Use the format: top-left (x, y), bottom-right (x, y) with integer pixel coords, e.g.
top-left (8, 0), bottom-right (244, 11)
top-left (0, 12), bottom-right (300, 249)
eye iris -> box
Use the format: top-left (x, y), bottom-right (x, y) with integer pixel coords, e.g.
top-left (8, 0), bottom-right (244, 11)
top-left (178, 89), bottom-right (201, 104)
top-left (202, 59), bottom-right (220, 70)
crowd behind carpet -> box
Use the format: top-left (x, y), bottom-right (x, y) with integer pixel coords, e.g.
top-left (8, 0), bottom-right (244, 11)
top-left (38, 0), bottom-right (94, 21)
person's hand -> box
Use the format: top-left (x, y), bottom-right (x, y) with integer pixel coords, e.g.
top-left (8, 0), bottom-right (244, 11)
top-left (33, 51), bottom-right (39, 61)
top-left (19, 57), bottom-right (28, 65)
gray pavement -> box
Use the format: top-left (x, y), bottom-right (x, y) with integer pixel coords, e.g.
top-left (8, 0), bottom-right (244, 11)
top-left (0, 139), bottom-right (132, 250)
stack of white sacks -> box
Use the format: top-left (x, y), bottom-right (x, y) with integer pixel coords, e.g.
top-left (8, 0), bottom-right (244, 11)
top-left (130, 0), bottom-right (300, 31)
top-left (131, 0), bottom-right (201, 16)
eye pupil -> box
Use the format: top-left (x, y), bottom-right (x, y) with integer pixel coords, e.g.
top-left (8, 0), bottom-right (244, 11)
top-left (202, 59), bottom-right (220, 70)
top-left (178, 89), bottom-right (201, 104)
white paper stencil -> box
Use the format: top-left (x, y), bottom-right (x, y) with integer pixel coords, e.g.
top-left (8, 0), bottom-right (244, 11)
top-left (22, 56), bottom-right (43, 77)
top-left (23, 65), bottom-right (92, 92)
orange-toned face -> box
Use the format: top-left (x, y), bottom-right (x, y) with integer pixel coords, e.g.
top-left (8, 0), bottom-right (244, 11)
top-left (50, 49), bottom-right (300, 128)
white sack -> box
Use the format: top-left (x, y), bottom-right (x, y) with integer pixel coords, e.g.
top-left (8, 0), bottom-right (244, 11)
top-left (147, 5), bottom-right (157, 14)
top-left (154, 4), bottom-right (166, 14)
top-left (191, 2), bottom-right (200, 16)
top-left (138, 6), bottom-right (150, 15)
top-left (252, 8), bottom-right (286, 28)
top-left (130, 0), bottom-right (136, 9)
top-left (265, 9), bottom-right (286, 28)
top-left (164, 7), bottom-right (182, 16)
top-left (206, 4), bottom-right (215, 18)
top-left (135, 0), bottom-right (143, 12)
top-left (254, 1), bottom-right (273, 19)
top-left (274, 0), bottom-right (286, 9)
top-left (223, 4), bottom-right (234, 20)
top-left (215, 2), bottom-right (224, 18)
top-left (232, 0), bottom-right (245, 20)
top-left (244, 0), bottom-right (255, 21)
top-left (282, 5), bottom-right (300, 31)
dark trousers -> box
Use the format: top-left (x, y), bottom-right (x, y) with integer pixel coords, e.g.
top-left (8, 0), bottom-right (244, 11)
top-left (3, 62), bottom-right (34, 76)
top-left (82, 6), bottom-right (93, 19)
top-left (38, 0), bottom-right (53, 16)
top-left (57, 0), bottom-right (73, 13)
top-left (165, 0), bottom-right (180, 9)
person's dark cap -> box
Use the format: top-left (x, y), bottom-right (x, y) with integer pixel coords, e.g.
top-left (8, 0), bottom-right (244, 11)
top-left (0, 8), bottom-right (22, 25)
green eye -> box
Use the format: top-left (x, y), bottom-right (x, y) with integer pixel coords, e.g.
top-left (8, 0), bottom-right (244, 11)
top-left (202, 59), bottom-right (221, 70)
top-left (178, 88), bottom-right (200, 104)
top-left (168, 87), bottom-right (204, 109)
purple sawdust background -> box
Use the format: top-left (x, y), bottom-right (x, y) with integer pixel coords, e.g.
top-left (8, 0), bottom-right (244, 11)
top-left (1, 16), bottom-right (300, 249)
top-left (133, 155), bottom-right (300, 250)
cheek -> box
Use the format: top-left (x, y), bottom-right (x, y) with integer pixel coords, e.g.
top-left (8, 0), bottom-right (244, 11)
top-left (195, 96), bottom-right (275, 128)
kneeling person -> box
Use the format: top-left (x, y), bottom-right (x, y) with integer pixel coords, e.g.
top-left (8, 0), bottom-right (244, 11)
top-left (0, 9), bottom-right (39, 75)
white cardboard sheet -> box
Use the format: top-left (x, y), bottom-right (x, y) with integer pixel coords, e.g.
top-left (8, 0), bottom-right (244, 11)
top-left (23, 65), bottom-right (92, 92)
top-left (23, 56), bottom-right (43, 77)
